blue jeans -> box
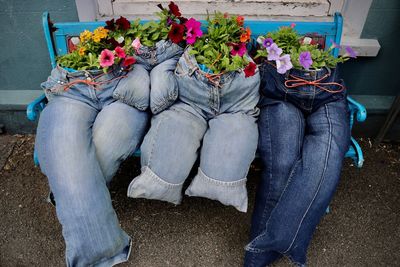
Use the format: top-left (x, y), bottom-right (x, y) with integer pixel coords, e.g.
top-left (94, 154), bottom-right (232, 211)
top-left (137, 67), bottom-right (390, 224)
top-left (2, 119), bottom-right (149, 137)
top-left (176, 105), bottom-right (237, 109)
top-left (244, 63), bottom-right (350, 266)
top-left (36, 66), bottom-right (149, 267)
top-left (114, 40), bottom-right (184, 114)
top-left (127, 48), bottom-right (260, 212)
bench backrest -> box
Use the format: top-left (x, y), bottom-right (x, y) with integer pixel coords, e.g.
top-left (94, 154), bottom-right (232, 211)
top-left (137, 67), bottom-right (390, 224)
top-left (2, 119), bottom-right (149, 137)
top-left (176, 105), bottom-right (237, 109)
top-left (42, 12), bottom-right (343, 69)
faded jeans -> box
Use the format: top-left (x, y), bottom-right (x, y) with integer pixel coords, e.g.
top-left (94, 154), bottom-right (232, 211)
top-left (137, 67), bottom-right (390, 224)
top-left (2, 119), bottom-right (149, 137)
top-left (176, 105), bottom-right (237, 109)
top-left (244, 63), bottom-right (350, 266)
top-left (127, 49), bottom-right (260, 212)
top-left (113, 40), bottom-right (184, 114)
top-left (36, 66), bottom-right (149, 267)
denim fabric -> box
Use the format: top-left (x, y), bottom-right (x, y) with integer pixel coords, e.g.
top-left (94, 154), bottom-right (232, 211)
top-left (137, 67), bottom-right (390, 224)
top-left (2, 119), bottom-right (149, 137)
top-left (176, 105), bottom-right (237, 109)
top-left (36, 67), bottom-right (149, 267)
top-left (244, 63), bottom-right (350, 266)
top-left (128, 48), bottom-right (260, 212)
top-left (113, 40), bottom-right (184, 113)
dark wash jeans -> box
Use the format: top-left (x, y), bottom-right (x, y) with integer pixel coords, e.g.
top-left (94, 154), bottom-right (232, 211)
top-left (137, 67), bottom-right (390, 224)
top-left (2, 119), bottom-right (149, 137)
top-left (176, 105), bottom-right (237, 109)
top-left (244, 63), bottom-right (350, 266)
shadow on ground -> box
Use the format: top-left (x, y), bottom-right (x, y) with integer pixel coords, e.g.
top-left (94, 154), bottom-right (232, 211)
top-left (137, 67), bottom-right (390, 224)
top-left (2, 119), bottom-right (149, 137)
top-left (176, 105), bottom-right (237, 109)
top-left (0, 135), bottom-right (399, 267)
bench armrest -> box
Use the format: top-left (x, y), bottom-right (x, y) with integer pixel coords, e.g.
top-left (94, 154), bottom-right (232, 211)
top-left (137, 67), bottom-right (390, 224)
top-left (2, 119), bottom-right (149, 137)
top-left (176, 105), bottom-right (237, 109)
top-left (347, 96), bottom-right (367, 128)
top-left (26, 94), bottom-right (47, 121)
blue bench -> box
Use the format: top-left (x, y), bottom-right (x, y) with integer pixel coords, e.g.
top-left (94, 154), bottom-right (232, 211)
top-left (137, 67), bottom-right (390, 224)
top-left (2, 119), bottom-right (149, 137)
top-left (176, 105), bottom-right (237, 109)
top-left (27, 12), bottom-right (367, 168)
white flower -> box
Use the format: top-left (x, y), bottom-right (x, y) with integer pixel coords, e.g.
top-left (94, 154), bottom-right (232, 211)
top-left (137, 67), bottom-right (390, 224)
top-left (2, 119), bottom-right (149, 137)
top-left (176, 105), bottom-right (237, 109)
top-left (116, 36), bottom-right (124, 44)
top-left (70, 37), bottom-right (80, 45)
top-left (302, 37), bottom-right (312, 45)
top-left (256, 36), bottom-right (265, 45)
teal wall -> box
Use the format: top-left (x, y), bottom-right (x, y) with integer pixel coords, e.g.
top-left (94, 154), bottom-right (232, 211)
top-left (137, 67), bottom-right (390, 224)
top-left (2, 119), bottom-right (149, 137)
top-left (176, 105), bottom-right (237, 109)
top-left (0, 0), bottom-right (78, 92)
top-left (342, 0), bottom-right (400, 96)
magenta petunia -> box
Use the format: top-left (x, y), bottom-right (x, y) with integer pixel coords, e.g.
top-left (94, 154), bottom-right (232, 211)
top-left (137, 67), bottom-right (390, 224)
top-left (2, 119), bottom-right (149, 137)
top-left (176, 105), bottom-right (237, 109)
top-left (99, 49), bottom-right (115, 67)
top-left (276, 54), bottom-right (293, 74)
top-left (299, 51), bottom-right (313, 69)
top-left (185, 18), bottom-right (203, 44)
top-left (114, 46), bottom-right (126, 59)
top-left (231, 43), bottom-right (247, 57)
top-left (266, 43), bottom-right (282, 61)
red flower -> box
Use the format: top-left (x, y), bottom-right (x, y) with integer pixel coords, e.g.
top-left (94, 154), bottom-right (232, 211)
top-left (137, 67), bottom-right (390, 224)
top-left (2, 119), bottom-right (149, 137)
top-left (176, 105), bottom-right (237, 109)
top-left (105, 18), bottom-right (115, 30)
top-left (168, 23), bottom-right (185, 43)
top-left (114, 46), bottom-right (126, 58)
top-left (178, 16), bottom-right (188, 24)
top-left (116, 16), bottom-right (130, 30)
top-left (244, 62), bottom-right (257, 78)
top-left (236, 16), bottom-right (244, 26)
top-left (122, 56), bottom-right (136, 67)
top-left (168, 1), bottom-right (181, 17)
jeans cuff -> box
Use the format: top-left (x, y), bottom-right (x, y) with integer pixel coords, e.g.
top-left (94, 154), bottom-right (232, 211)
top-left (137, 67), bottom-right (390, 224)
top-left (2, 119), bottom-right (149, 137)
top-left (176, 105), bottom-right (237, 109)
top-left (127, 166), bottom-right (184, 205)
top-left (185, 168), bottom-right (248, 212)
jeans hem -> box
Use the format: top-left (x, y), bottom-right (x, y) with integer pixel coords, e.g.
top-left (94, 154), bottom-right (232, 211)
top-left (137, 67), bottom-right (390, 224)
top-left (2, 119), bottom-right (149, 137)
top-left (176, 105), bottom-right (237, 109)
top-left (185, 168), bottom-right (248, 212)
top-left (67, 237), bottom-right (132, 267)
top-left (151, 91), bottom-right (178, 115)
top-left (127, 166), bottom-right (183, 204)
top-left (113, 92), bottom-right (148, 111)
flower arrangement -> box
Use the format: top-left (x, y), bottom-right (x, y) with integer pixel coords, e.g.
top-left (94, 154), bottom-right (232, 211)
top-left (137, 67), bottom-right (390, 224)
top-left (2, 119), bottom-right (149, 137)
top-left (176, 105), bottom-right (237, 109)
top-left (56, 2), bottom-right (201, 72)
top-left (57, 16), bottom-right (137, 72)
top-left (189, 12), bottom-right (256, 77)
top-left (255, 25), bottom-right (357, 74)
top-left (126, 2), bottom-right (202, 48)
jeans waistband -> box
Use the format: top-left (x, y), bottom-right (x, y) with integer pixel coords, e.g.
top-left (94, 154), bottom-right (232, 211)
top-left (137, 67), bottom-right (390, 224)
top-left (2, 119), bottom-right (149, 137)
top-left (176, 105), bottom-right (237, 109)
top-left (180, 48), bottom-right (237, 86)
top-left (56, 65), bottom-right (125, 83)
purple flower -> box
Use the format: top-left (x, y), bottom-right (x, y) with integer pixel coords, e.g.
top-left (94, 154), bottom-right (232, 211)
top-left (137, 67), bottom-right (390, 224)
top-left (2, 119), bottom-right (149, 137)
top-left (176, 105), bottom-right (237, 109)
top-left (330, 41), bottom-right (340, 49)
top-left (262, 37), bottom-right (274, 48)
top-left (276, 54), bottom-right (293, 74)
top-left (299, 51), bottom-right (313, 69)
top-left (344, 46), bottom-right (357, 58)
top-left (167, 18), bottom-right (173, 26)
top-left (266, 43), bottom-right (282, 61)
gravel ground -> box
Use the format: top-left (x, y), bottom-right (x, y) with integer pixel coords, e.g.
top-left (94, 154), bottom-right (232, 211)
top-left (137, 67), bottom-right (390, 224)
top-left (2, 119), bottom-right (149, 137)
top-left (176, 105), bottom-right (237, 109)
top-left (0, 135), bottom-right (399, 267)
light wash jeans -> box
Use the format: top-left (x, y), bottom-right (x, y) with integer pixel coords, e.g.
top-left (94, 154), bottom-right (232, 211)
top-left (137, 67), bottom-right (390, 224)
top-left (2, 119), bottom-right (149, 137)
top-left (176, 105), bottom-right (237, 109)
top-left (127, 48), bottom-right (260, 212)
top-left (114, 40), bottom-right (184, 114)
top-left (36, 65), bottom-right (149, 267)
top-left (244, 63), bottom-right (350, 266)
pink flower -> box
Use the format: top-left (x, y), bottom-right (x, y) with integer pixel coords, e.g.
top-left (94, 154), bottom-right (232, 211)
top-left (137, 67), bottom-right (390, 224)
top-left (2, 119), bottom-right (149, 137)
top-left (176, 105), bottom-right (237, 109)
top-left (185, 18), bottom-right (203, 44)
top-left (276, 54), bottom-right (293, 74)
top-left (131, 38), bottom-right (141, 54)
top-left (114, 46), bottom-right (126, 58)
top-left (230, 43), bottom-right (247, 57)
top-left (290, 23), bottom-right (296, 28)
top-left (99, 49), bottom-right (115, 67)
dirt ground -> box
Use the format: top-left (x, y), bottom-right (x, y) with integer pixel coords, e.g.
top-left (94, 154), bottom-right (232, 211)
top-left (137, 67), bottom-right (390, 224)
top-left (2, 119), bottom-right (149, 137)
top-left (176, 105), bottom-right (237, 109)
top-left (0, 135), bottom-right (399, 267)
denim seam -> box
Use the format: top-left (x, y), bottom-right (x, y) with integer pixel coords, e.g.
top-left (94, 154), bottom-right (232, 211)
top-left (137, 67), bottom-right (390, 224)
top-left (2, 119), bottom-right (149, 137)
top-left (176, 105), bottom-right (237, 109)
top-left (196, 168), bottom-right (247, 187)
top-left (141, 166), bottom-right (185, 187)
top-left (254, 106), bottom-right (274, 236)
top-left (283, 103), bottom-right (333, 254)
top-left (147, 114), bottom-right (166, 166)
